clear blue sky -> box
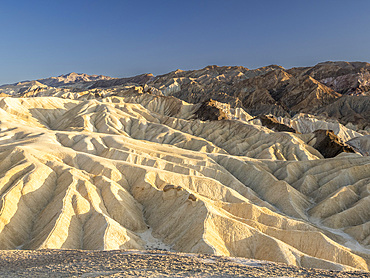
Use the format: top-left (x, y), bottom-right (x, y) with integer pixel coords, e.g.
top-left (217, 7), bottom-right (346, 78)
top-left (1, 0), bottom-right (370, 84)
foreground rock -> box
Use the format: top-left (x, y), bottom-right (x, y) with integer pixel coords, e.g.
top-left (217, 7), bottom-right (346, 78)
top-left (0, 249), bottom-right (368, 278)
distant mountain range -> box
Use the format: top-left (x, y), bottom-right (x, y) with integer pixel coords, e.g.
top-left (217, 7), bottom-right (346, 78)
top-left (1, 61), bottom-right (369, 130)
top-left (37, 72), bottom-right (115, 87)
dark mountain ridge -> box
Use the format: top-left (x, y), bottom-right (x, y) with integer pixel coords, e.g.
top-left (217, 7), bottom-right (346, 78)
top-left (0, 61), bottom-right (369, 129)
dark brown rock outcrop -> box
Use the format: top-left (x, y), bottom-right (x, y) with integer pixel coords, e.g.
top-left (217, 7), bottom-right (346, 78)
top-left (193, 99), bottom-right (229, 121)
top-left (308, 129), bottom-right (356, 158)
top-left (254, 115), bottom-right (296, 133)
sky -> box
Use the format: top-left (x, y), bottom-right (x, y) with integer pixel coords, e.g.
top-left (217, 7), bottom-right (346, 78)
top-left (1, 0), bottom-right (370, 84)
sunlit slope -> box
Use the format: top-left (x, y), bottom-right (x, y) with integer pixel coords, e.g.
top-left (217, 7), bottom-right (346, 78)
top-left (0, 96), bottom-right (369, 271)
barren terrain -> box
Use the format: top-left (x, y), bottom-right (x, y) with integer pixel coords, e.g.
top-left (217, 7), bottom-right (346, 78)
top-left (0, 63), bottom-right (369, 275)
top-left (0, 249), bottom-right (368, 277)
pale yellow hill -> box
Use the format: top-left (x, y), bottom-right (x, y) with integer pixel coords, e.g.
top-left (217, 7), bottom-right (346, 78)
top-left (0, 96), bottom-right (368, 272)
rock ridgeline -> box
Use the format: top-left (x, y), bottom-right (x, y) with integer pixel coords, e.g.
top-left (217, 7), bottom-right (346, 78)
top-left (288, 61), bottom-right (370, 95)
top-left (38, 72), bottom-right (115, 87)
top-left (1, 61), bottom-right (369, 128)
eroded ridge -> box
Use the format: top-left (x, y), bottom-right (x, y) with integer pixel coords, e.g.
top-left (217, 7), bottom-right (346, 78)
top-left (0, 96), bottom-right (369, 272)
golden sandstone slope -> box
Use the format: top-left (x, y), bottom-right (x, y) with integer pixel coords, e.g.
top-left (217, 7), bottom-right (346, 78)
top-left (0, 92), bottom-right (369, 272)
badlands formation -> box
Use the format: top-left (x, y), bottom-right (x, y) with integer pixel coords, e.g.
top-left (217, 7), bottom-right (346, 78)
top-left (0, 61), bottom-right (369, 273)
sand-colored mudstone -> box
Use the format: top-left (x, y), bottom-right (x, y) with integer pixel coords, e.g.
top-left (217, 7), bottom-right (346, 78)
top-left (0, 95), bottom-right (368, 272)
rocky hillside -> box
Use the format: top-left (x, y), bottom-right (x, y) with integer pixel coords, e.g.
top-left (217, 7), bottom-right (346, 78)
top-left (148, 62), bottom-right (370, 129)
top-left (0, 62), bottom-right (369, 272)
top-left (288, 61), bottom-right (370, 96)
